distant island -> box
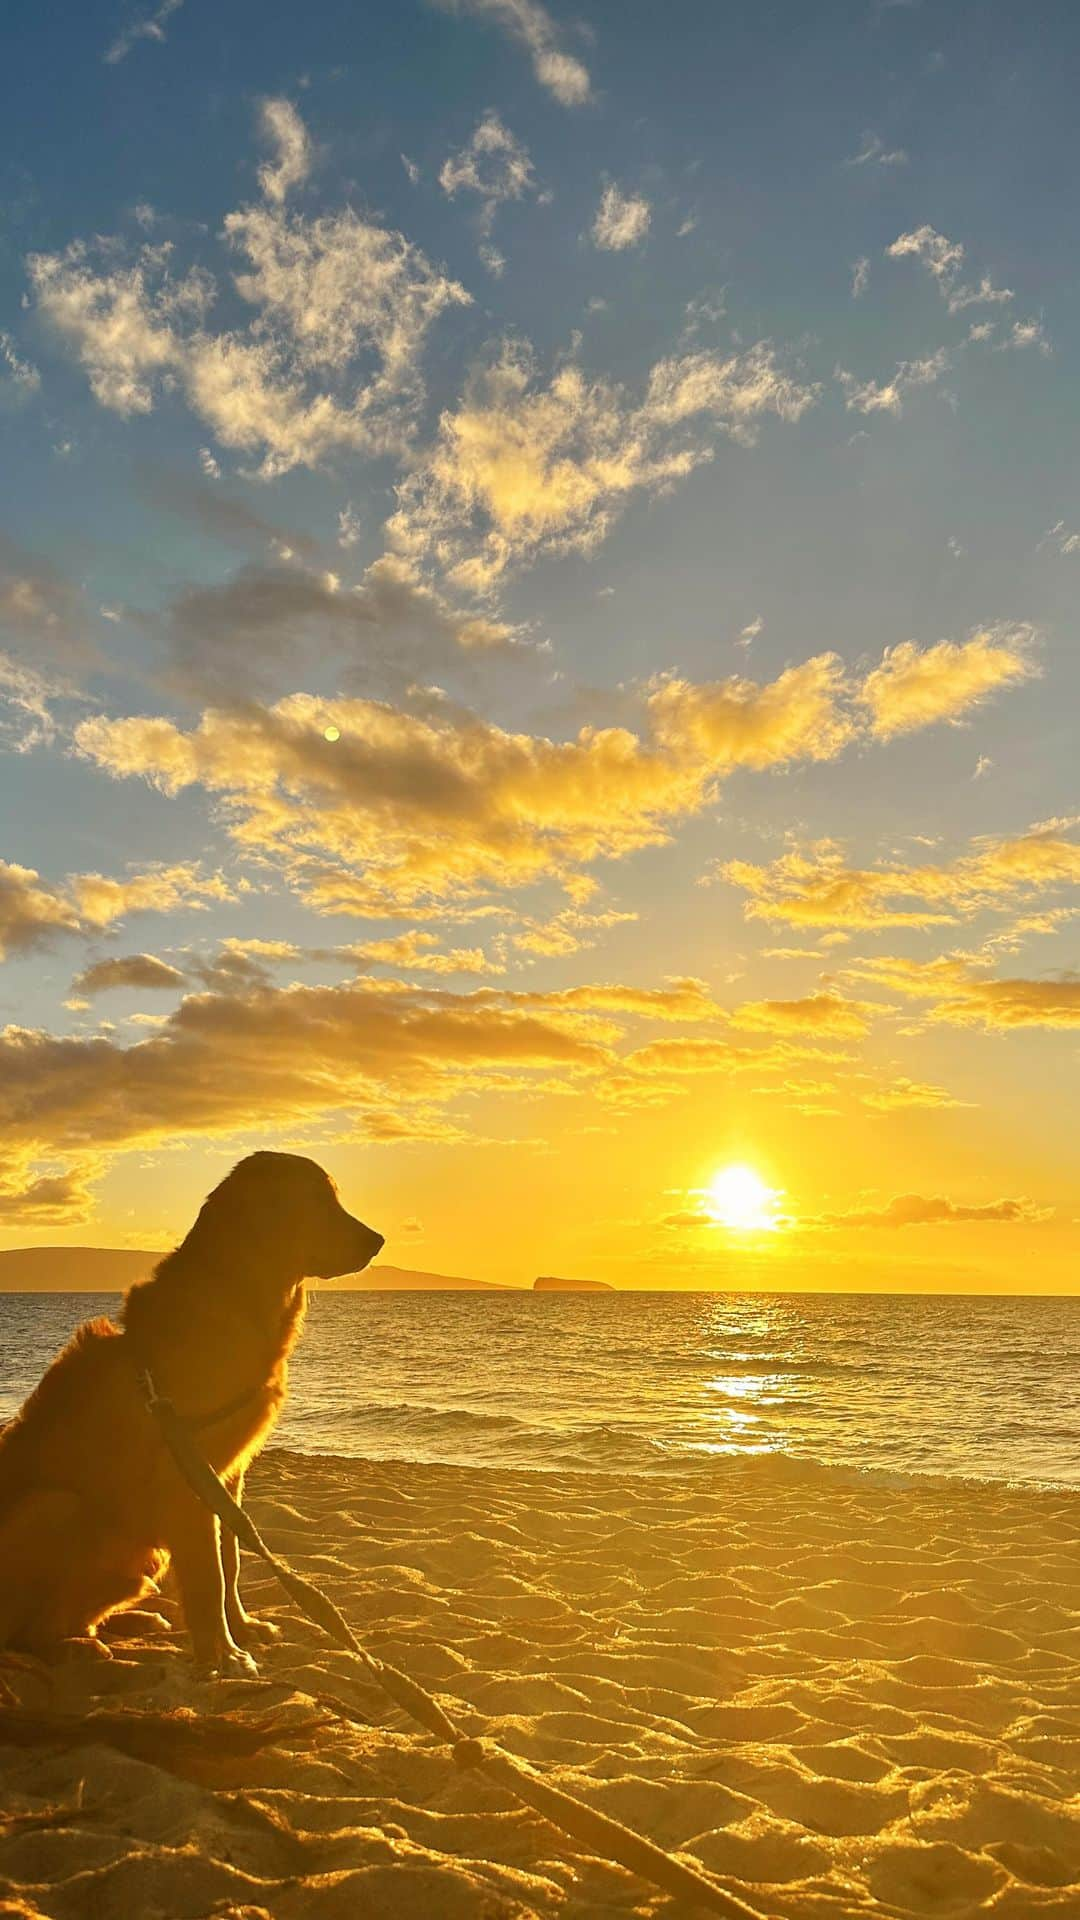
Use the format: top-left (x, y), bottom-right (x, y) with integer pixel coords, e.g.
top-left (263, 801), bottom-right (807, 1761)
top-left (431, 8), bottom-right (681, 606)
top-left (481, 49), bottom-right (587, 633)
top-left (0, 1247), bottom-right (517, 1293)
top-left (533, 1275), bottom-right (615, 1293)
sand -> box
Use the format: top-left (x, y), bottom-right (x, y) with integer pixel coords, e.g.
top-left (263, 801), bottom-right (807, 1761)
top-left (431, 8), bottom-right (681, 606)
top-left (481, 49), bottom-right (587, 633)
top-left (2, 1449), bottom-right (1079, 1919)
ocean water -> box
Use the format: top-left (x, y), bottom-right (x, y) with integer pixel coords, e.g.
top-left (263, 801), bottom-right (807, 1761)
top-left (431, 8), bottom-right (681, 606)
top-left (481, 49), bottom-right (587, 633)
top-left (1, 1289), bottom-right (1078, 1491)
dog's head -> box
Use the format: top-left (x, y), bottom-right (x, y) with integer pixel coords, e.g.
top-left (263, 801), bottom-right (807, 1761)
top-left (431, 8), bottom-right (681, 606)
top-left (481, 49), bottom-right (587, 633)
top-left (192, 1151), bottom-right (384, 1281)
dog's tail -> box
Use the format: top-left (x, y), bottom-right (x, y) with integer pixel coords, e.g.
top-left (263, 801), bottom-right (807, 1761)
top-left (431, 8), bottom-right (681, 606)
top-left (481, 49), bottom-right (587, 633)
top-left (0, 1705), bottom-right (330, 1779)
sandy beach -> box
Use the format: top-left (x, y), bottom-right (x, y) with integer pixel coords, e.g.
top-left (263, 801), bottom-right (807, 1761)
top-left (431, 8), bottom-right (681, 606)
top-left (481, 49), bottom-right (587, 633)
top-left (2, 1448), bottom-right (1079, 1919)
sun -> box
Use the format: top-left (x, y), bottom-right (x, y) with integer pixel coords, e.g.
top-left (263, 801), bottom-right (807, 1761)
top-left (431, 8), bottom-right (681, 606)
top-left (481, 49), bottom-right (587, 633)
top-left (706, 1164), bottom-right (781, 1232)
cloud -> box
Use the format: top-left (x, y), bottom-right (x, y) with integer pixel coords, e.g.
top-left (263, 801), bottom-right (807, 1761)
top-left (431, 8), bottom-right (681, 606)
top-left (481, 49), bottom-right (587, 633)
top-left (811, 1192), bottom-right (1046, 1228)
top-left (0, 976), bottom-right (617, 1192)
top-left (0, 964), bottom-right (747, 1196)
top-left (1041, 521), bottom-right (1080, 557)
top-left (859, 626), bottom-right (1037, 736)
top-left (623, 1034), bottom-right (850, 1080)
top-left (29, 108), bottom-right (470, 477)
top-left (439, 112), bottom-right (535, 233)
top-left (511, 906), bottom-right (636, 956)
top-left (74, 648), bottom-right (868, 918)
top-left (929, 974), bottom-right (1080, 1030)
top-left (886, 225), bottom-right (1014, 316)
top-left (0, 1162), bottom-right (105, 1225)
top-left (720, 821), bottom-right (1080, 932)
top-left (859, 1075), bottom-right (966, 1110)
top-left (0, 536), bottom-right (97, 669)
top-left (0, 331), bottom-right (40, 402)
top-left (845, 954), bottom-right (1080, 1031)
top-left (846, 131), bottom-right (907, 167)
top-left (427, 0), bottom-right (592, 105)
top-left (0, 652), bottom-right (72, 752)
top-left (836, 349), bottom-right (948, 416)
top-left (0, 862), bottom-right (80, 960)
top-left (0, 857), bottom-right (232, 963)
top-left (730, 991), bottom-right (879, 1036)
top-left (1004, 317), bottom-right (1050, 355)
top-left (388, 338), bottom-right (818, 592)
top-left (647, 654), bottom-right (855, 769)
top-left (70, 953), bottom-right (188, 997)
top-left (592, 184), bottom-right (651, 252)
top-left (104, 0), bottom-right (182, 64)
top-left (850, 257), bottom-right (870, 300)
top-left (349, 931), bottom-right (504, 977)
top-left (156, 548), bottom-right (517, 701)
top-left (70, 863), bottom-right (233, 929)
top-left (257, 99), bottom-right (312, 206)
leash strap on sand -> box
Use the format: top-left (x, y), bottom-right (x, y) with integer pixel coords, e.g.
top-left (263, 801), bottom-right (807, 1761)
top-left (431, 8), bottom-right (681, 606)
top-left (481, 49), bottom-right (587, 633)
top-left (141, 1371), bottom-right (771, 1920)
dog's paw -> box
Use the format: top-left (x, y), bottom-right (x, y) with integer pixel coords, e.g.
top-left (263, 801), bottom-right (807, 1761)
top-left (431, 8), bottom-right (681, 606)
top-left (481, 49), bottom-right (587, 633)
top-left (231, 1614), bottom-right (281, 1647)
top-left (194, 1646), bottom-right (259, 1680)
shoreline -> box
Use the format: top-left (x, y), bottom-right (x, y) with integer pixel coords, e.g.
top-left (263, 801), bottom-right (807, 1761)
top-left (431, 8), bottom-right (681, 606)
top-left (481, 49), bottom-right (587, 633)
top-left (3, 1447), bottom-right (1079, 1917)
top-left (260, 1439), bottom-right (1080, 1496)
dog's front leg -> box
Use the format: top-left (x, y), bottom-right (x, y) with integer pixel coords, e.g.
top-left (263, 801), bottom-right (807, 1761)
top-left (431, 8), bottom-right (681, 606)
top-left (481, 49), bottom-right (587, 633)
top-left (165, 1493), bottom-right (256, 1677)
top-left (222, 1470), bottom-right (280, 1649)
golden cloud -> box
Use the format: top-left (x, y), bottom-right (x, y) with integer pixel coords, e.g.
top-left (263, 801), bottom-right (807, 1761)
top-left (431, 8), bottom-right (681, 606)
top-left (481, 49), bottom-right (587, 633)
top-left (71, 952), bottom-right (188, 996)
top-left (730, 990), bottom-right (879, 1037)
top-left (842, 954), bottom-right (1080, 1029)
top-left (387, 339), bottom-right (818, 592)
top-left (0, 1158), bottom-right (105, 1226)
top-left (0, 860), bottom-right (80, 959)
top-left (808, 1193), bottom-right (1047, 1228)
top-left (0, 858), bottom-right (228, 961)
top-left (74, 658), bottom-right (861, 916)
top-left (720, 823), bottom-right (1080, 931)
top-left (859, 627), bottom-right (1037, 738)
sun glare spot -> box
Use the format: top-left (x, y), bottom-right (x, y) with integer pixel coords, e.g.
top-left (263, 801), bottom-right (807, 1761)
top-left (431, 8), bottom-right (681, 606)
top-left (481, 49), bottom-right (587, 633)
top-left (706, 1164), bottom-right (781, 1232)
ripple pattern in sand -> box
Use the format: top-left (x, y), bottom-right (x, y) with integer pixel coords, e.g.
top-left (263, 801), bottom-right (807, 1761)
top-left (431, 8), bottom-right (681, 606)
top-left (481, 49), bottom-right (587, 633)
top-left (2, 1451), bottom-right (1079, 1918)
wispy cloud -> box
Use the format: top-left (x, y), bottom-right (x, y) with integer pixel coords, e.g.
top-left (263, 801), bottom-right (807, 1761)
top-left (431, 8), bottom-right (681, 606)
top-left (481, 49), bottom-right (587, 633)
top-left (388, 338), bottom-right (818, 592)
top-left (592, 183), bottom-right (651, 251)
top-left (845, 131), bottom-right (907, 168)
top-left (722, 816), bottom-right (1078, 934)
top-left (257, 98), bottom-right (312, 205)
top-left (0, 331), bottom-right (41, 401)
top-left (427, 0), bottom-right (591, 106)
top-left (29, 102), bottom-right (470, 477)
top-left (104, 0), bottom-right (183, 65)
top-left (887, 225), bottom-right (1014, 316)
top-left (439, 111), bottom-right (536, 234)
top-left (836, 349), bottom-right (948, 416)
top-left (808, 1192), bottom-right (1046, 1228)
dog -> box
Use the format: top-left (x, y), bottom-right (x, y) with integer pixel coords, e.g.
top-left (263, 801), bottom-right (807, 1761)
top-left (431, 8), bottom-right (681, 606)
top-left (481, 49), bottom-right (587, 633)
top-left (0, 1151), bottom-right (382, 1675)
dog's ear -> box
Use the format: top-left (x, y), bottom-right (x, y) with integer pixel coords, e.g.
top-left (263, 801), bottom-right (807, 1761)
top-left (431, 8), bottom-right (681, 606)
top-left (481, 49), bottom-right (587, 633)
top-left (185, 1154), bottom-right (293, 1274)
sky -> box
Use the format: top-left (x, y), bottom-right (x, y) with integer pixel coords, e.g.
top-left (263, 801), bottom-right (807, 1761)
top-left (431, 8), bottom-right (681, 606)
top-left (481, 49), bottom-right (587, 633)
top-left (0, 0), bottom-right (1077, 1289)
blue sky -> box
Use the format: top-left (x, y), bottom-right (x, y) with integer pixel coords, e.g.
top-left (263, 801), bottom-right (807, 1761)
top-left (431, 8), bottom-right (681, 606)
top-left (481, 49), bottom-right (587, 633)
top-left (0, 0), bottom-right (1076, 1285)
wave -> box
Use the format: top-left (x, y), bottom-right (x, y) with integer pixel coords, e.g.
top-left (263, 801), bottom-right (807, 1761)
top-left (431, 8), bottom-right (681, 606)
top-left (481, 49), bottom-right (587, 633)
top-left (276, 1399), bottom-right (1080, 1494)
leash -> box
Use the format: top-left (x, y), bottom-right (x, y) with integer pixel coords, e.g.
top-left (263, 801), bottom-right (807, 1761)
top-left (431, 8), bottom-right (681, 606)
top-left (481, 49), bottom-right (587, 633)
top-left (140, 1369), bottom-right (775, 1920)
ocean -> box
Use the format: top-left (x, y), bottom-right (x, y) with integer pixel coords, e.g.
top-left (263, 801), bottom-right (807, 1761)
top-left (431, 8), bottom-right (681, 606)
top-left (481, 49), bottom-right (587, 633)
top-left (1, 1288), bottom-right (1078, 1491)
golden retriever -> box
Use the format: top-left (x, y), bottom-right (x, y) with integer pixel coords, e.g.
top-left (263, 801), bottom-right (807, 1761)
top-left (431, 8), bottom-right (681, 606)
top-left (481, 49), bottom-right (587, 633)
top-left (0, 1151), bottom-right (382, 1675)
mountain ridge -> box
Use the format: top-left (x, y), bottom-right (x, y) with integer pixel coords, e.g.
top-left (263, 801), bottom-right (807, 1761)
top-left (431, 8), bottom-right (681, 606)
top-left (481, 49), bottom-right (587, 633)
top-left (0, 1248), bottom-right (516, 1292)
